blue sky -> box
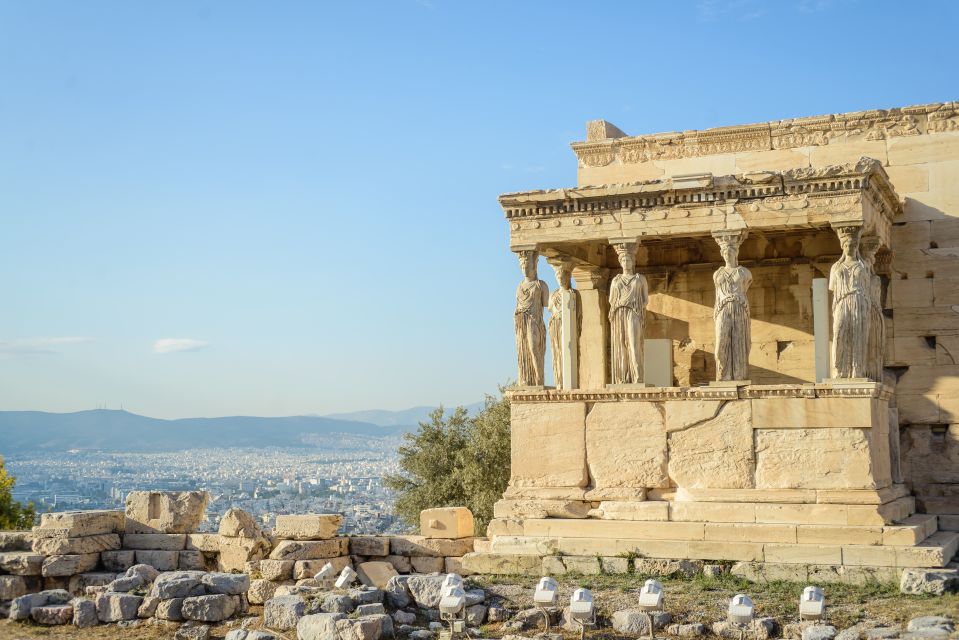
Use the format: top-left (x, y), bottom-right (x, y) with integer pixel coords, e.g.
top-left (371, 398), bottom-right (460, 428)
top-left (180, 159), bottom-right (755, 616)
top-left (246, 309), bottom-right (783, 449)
top-left (0, 0), bottom-right (955, 418)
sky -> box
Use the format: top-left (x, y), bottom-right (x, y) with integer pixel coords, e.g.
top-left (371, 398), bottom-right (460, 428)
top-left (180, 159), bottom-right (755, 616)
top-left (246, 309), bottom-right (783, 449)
top-left (0, 0), bottom-right (956, 419)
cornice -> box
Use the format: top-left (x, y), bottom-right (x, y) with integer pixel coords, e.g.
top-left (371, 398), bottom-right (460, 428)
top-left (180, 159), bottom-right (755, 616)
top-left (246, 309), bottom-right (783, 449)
top-left (507, 382), bottom-right (892, 403)
top-left (499, 158), bottom-right (901, 222)
top-left (570, 101), bottom-right (958, 166)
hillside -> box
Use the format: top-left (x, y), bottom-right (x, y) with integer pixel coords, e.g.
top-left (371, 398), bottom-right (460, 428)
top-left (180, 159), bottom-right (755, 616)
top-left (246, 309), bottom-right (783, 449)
top-left (0, 409), bottom-right (408, 452)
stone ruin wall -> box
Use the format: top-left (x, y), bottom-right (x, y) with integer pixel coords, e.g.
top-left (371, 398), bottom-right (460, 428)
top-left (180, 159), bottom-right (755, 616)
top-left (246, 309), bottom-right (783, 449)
top-left (0, 493), bottom-right (480, 630)
top-left (572, 102), bottom-right (959, 522)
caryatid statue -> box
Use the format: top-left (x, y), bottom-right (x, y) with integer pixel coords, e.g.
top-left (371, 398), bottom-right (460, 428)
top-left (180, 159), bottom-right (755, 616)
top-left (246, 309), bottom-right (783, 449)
top-left (712, 230), bottom-right (752, 382)
top-left (547, 257), bottom-right (577, 389)
top-left (609, 240), bottom-right (648, 384)
top-left (829, 225), bottom-right (872, 379)
top-left (859, 235), bottom-right (885, 382)
top-left (514, 248), bottom-right (548, 387)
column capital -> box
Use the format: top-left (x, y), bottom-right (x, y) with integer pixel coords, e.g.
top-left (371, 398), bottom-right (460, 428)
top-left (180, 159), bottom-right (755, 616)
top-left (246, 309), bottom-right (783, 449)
top-left (511, 243), bottom-right (539, 255)
top-left (711, 229), bottom-right (749, 246)
top-left (572, 265), bottom-right (609, 291)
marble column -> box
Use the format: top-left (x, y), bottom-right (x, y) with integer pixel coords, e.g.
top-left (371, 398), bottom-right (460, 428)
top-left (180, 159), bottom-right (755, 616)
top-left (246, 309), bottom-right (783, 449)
top-left (547, 256), bottom-right (579, 390)
top-left (828, 225), bottom-right (872, 380)
top-left (711, 230), bottom-right (752, 382)
top-left (859, 235), bottom-right (885, 383)
top-left (572, 264), bottom-right (609, 389)
top-left (608, 239), bottom-right (648, 385)
top-left (513, 247), bottom-right (548, 387)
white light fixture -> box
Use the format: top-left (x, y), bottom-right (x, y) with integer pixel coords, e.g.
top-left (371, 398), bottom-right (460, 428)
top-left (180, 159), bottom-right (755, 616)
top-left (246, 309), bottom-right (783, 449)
top-left (728, 594), bottom-right (754, 625)
top-left (440, 584), bottom-right (467, 638)
top-left (534, 577), bottom-right (559, 632)
top-left (799, 586), bottom-right (825, 621)
top-left (442, 573), bottom-right (463, 591)
top-left (638, 579), bottom-right (664, 611)
top-left (570, 588), bottom-right (595, 640)
top-left (334, 565), bottom-right (357, 590)
top-left (315, 562), bottom-right (335, 588)
top-left (637, 579), bottom-right (665, 640)
top-left (440, 585), bottom-right (466, 615)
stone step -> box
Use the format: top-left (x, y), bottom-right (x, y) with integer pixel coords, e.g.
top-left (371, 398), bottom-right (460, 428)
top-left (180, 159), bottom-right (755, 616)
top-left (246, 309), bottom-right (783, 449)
top-left (488, 530), bottom-right (959, 568)
top-left (883, 514), bottom-right (939, 546)
top-left (516, 511), bottom-right (927, 543)
top-left (667, 497), bottom-right (914, 525)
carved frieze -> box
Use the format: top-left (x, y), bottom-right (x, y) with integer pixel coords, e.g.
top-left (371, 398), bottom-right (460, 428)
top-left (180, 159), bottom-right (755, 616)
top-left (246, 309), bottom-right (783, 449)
top-left (927, 102), bottom-right (959, 133)
top-left (571, 102), bottom-right (956, 164)
top-left (574, 142), bottom-right (615, 167)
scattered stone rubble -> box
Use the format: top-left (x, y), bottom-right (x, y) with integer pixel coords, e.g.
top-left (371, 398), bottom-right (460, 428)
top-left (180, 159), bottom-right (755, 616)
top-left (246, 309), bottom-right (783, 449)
top-left (0, 493), bottom-right (481, 636)
top-left (3, 497), bottom-right (957, 639)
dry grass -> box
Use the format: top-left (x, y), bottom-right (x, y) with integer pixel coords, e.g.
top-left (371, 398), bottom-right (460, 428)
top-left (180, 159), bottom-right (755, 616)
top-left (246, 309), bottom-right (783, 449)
top-left (0, 575), bottom-right (955, 640)
top-left (471, 572), bottom-right (959, 633)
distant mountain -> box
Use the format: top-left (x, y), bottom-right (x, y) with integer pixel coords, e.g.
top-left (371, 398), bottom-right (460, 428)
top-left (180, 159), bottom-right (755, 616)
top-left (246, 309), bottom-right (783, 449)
top-left (324, 402), bottom-right (485, 427)
top-left (0, 409), bottom-right (409, 453)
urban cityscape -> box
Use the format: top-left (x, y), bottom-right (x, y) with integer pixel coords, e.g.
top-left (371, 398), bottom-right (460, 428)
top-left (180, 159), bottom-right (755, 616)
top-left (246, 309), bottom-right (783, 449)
top-left (4, 433), bottom-right (409, 535)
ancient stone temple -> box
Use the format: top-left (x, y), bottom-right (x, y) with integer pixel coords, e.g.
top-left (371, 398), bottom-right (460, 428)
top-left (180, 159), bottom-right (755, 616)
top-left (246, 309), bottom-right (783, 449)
top-left (479, 102), bottom-right (959, 578)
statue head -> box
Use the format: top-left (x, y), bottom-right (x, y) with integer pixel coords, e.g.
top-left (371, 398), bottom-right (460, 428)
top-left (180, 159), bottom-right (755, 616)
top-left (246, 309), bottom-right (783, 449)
top-left (836, 226), bottom-right (862, 260)
top-left (860, 235), bottom-right (881, 269)
top-left (517, 249), bottom-right (538, 280)
top-left (612, 241), bottom-right (637, 276)
top-left (551, 260), bottom-right (573, 290)
top-left (715, 231), bottom-right (746, 268)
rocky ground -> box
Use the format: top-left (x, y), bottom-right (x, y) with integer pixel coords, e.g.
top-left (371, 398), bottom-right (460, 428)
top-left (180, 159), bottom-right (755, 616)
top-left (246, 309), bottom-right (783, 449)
top-left (2, 570), bottom-right (957, 640)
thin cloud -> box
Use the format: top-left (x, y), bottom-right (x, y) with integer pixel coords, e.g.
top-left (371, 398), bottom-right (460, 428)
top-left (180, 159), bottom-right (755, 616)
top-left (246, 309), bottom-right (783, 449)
top-left (154, 338), bottom-right (209, 354)
top-left (0, 336), bottom-right (93, 357)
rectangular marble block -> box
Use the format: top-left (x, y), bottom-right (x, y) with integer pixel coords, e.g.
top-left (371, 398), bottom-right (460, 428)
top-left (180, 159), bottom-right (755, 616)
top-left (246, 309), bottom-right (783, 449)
top-left (751, 397), bottom-right (882, 430)
top-left (644, 338), bottom-right (673, 387)
top-left (510, 401), bottom-right (587, 489)
top-left (754, 429), bottom-right (884, 490)
top-left (586, 401), bottom-right (668, 492)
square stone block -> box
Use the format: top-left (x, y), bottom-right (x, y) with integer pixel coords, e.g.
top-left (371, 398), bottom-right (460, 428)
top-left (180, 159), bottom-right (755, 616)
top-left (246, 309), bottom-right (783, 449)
top-left (121, 533), bottom-right (187, 551)
top-left (349, 537), bottom-right (391, 556)
top-left (755, 428), bottom-right (879, 490)
top-left (586, 401), bottom-right (668, 490)
top-left (269, 538), bottom-right (349, 561)
top-left (764, 543), bottom-right (842, 565)
top-left (668, 400), bottom-right (754, 489)
top-left (420, 507), bottom-right (474, 539)
top-left (510, 401), bottom-right (587, 489)
top-left (274, 514), bottom-right (342, 540)
top-left (38, 510), bottom-right (125, 537)
top-left (125, 491), bottom-right (209, 534)
top-left (751, 397), bottom-right (881, 430)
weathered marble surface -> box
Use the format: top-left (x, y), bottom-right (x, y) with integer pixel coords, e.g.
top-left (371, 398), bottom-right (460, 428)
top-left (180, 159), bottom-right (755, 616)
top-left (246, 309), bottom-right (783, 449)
top-left (712, 231), bottom-right (752, 381)
top-left (513, 249), bottom-right (548, 387)
top-left (609, 241), bottom-right (648, 384)
top-left (829, 226), bottom-right (872, 380)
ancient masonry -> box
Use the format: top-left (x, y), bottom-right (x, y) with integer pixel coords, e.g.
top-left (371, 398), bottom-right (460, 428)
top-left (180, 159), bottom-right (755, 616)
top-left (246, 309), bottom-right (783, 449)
top-left (0, 493), bottom-right (477, 630)
top-left (464, 101), bottom-right (959, 579)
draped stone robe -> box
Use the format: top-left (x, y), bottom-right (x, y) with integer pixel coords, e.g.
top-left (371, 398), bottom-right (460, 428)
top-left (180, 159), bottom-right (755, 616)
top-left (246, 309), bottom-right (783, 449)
top-left (829, 258), bottom-right (872, 379)
top-left (866, 271), bottom-right (885, 382)
top-left (548, 288), bottom-right (564, 388)
top-left (515, 279), bottom-right (548, 386)
top-left (609, 273), bottom-right (648, 384)
top-left (714, 265), bottom-right (752, 381)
